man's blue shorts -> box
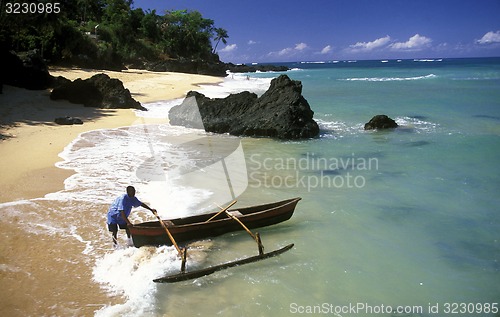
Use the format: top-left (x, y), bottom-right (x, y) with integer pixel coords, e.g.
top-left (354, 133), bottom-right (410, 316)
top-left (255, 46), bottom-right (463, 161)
top-left (108, 223), bottom-right (128, 232)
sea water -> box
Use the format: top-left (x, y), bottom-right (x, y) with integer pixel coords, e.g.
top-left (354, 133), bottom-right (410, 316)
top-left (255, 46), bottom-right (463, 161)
top-left (1, 58), bottom-right (499, 316)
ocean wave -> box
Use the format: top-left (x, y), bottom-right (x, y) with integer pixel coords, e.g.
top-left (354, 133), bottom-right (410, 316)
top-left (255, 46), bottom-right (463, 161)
top-left (413, 59), bottom-right (443, 62)
top-left (316, 116), bottom-right (439, 137)
top-left (451, 76), bottom-right (500, 81)
top-left (395, 116), bottom-right (439, 133)
top-left (93, 245), bottom-right (190, 316)
top-left (199, 73), bottom-right (272, 98)
top-left (135, 99), bottom-right (183, 118)
top-left (316, 119), bottom-right (363, 138)
top-left (341, 74), bottom-right (437, 82)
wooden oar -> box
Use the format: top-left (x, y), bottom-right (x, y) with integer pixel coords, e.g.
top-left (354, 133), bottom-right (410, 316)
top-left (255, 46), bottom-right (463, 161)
top-left (153, 211), bottom-right (181, 254)
top-left (153, 211), bottom-right (187, 272)
top-left (204, 200), bottom-right (237, 223)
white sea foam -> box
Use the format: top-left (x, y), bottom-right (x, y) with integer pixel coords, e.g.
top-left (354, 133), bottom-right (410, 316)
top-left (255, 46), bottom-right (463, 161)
top-left (341, 74), bottom-right (437, 82)
top-left (395, 116), bottom-right (440, 133)
top-left (315, 116), bottom-right (439, 138)
top-left (198, 73), bottom-right (272, 98)
top-left (93, 245), bottom-right (182, 317)
top-left (135, 99), bottom-right (183, 118)
top-left (413, 58), bottom-right (443, 62)
top-left (316, 119), bottom-right (363, 138)
top-left (300, 61), bottom-right (326, 64)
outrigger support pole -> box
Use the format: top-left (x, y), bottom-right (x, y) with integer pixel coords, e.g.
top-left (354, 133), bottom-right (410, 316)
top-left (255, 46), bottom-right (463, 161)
top-left (153, 210), bottom-right (187, 272)
top-left (222, 206), bottom-right (265, 255)
top-left (205, 200), bottom-right (237, 223)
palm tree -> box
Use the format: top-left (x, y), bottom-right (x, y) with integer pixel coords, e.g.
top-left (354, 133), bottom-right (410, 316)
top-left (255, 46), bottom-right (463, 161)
top-left (212, 27), bottom-right (229, 53)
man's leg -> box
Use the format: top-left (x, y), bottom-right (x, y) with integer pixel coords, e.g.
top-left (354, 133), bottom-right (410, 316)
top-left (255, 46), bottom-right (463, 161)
top-left (119, 223), bottom-right (132, 246)
top-left (108, 223), bottom-right (118, 245)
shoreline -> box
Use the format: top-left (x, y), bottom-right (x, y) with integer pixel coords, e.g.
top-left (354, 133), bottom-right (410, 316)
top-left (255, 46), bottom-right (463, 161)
top-left (0, 68), bottom-right (223, 316)
top-left (0, 68), bottom-right (223, 202)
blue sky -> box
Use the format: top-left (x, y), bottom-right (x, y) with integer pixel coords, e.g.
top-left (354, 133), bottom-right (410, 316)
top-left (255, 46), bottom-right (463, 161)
top-left (133, 0), bottom-right (500, 63)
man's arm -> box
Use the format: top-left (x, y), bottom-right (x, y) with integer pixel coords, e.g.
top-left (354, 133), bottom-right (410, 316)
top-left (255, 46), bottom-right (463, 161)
top-left (120, 210), bottom-right (132, 226)
top-left (141, 202), bottom-right (157, 214)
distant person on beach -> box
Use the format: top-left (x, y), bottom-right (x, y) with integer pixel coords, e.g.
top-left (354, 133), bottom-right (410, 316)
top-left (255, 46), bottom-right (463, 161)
top-left (107, 186), bottom-right (156, 246)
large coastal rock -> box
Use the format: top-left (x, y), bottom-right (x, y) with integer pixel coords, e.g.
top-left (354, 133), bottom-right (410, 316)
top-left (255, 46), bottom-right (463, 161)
top-left (0, 49), bottom-right (54, 90)
top-left (169, 75), bottom-right (319, 139)
top-left (364, 115), bottom-right (398, 130)
top-left (50, 73), bottom-right (146, 110)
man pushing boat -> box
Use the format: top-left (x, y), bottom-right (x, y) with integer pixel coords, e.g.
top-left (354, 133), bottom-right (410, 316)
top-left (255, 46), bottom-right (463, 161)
top-left (106, 186), bottom-right (157, 246)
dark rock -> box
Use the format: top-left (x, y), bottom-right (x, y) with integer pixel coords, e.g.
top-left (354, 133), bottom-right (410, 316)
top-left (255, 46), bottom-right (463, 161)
top-left (51, 78), bottom-right (102, 106)
top-left (225, 63), bottom-right (289, 73)
top-left (364, 115), bottom-right (398, 130)
top-left (54, 116), bottom-right (84, 125)
top-left (0, 49), bottom-right (54, 90)
top-left (50, 73), bottom-right (146, 110)
top-left (138, 57), bottom-right (289, 77)
top-left (169, 75), bottom-right (319, 139)
top-left (145, 58), bottom-right (227, 77)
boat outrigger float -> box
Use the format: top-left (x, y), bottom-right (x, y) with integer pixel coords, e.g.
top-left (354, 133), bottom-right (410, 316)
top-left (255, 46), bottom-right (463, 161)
top-left (146, 198), bottom-right (300, 283)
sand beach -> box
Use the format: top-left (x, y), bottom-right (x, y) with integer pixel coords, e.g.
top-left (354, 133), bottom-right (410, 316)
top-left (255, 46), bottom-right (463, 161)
top-left (0, 68), bottom-right (222, 316)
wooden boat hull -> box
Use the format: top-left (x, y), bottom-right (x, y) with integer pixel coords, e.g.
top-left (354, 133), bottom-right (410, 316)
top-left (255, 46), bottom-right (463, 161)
top-left (129, 197), bottom-right (301, 247)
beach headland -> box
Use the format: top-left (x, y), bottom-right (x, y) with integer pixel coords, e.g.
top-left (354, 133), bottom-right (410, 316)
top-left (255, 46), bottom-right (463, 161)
top-left (0, 68), bottom-right (222, 316)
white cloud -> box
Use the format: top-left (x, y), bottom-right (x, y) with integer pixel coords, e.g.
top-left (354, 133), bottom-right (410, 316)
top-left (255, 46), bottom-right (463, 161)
top-left (476, 31), bottom-right (500, 44)
top-left (278, 47), bottom-right (293, 56)
top-left (390, 34), bottom-right (432, 51)
top-left (349, 35), bottom-right (391, 52)
top-left (248, 40), bottom-right (257, 45)
top-left (270, 42), bottom-right (309, 57)
top-left (295, 42), bottom-right (308, 51)
top-left (220, 44), bottom-right (237, 52)
top-left (319, 45), bottom-right (332, 54)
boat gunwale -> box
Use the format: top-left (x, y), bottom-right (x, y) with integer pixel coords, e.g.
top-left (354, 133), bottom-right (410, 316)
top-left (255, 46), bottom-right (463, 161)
top-left (132, 197), bottom-right (301, 230)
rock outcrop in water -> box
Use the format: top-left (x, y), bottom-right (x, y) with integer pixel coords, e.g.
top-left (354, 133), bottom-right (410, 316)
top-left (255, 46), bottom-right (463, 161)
top-left (364, 115), bottom-right (398, 130)
top-left (50, 73), bottom-right (146, 110)
top-left (169, 75), bottom-right (319, 139)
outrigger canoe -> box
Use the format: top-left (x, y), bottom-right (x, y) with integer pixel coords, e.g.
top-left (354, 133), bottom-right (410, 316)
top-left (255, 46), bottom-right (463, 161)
top-left (129, 197), bottom-right (301, 248)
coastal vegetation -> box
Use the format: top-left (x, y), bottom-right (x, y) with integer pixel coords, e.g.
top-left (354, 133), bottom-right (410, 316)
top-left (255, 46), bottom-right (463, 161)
top-left (0, 0), bottom-right (228, 68)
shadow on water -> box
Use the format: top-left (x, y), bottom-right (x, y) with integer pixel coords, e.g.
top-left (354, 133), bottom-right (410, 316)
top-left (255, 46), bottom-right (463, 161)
top-left (473, 114), bottom-right (500, 121)
top-left (402, 140), bottom-right (432, 147)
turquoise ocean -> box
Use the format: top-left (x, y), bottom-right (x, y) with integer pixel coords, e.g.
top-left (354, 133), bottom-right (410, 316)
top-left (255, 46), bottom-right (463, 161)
top-left (1, 58), bottom-right (499, 316)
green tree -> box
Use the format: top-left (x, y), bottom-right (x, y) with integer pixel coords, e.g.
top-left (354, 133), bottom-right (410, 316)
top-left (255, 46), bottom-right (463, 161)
top-left (0, 1), bottom-right (228, 67)
top-left (141, 9), bottom-right (160, 41)
top-left (161, 10), bottom-right (214, 59)
top-left (212, 28), bottom-right (229, 53)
